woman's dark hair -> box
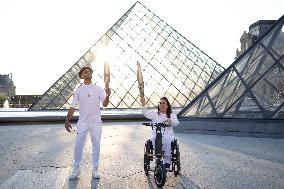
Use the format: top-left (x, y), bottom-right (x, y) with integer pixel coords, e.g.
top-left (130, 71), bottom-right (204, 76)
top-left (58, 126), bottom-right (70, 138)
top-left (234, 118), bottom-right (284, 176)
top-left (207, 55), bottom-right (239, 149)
top-left (157, 97), bottom-right (172, 118)
top-left (79, 66), bottom-right (93, 79)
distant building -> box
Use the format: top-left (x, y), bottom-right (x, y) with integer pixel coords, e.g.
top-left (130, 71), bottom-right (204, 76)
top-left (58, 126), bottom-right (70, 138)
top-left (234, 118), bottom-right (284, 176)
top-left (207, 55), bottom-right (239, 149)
top-left (236, 20), bottom-right (277, 57)
top-left (10, 95), bottom-right (42, 108)
top-left (0, 74), bottom-right (42, 108)
top-left (0, 73), bottom-right (16, 98)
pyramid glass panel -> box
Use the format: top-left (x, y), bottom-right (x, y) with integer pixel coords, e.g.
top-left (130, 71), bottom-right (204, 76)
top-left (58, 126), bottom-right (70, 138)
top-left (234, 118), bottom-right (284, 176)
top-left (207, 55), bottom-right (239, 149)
top-left (223, 93), bottom-right (264, 118)
top-left (197, 96), bottom-right (216, 117)
top-left (179, 15), bottom-right (284, 119)
top-left (181, 97), bottom-right (204, 117)
top-left (29, 2), bottom-right (224, 110)
top-left (273, 103), bottom-right (284, 119)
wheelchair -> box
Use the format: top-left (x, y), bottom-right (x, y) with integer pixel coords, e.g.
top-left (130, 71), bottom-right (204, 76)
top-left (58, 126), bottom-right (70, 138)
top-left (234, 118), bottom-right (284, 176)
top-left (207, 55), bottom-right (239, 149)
top-left (143, 123), bottom-right (181, 188)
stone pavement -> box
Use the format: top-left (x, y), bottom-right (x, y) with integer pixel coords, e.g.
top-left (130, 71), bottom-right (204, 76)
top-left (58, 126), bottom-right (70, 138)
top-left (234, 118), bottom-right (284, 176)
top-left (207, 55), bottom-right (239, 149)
top-left (0, 122), bottom-right (283, 189)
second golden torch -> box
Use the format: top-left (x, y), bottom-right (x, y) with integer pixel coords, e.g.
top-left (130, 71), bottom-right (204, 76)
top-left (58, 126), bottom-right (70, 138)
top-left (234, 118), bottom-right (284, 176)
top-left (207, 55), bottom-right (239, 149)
top-left (104, 61), bottom-right (110, 89)
top-left (137, 61), bottom-right (144, 97)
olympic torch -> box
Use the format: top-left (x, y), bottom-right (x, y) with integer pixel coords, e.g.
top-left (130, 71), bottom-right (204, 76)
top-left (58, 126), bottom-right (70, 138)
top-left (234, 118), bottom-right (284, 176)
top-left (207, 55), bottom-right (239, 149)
top-left (137, 61), bottom-right (144, 97)
top-left (104, 61), bottom-right (110, 89)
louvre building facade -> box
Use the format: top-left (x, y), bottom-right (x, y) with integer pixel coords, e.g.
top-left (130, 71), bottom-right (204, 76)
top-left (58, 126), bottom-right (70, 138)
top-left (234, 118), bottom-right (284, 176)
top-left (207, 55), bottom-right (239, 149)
top-left (29, 2), bottom-right (224, 110)
top-left (179, 15), bottom-right (284, 119)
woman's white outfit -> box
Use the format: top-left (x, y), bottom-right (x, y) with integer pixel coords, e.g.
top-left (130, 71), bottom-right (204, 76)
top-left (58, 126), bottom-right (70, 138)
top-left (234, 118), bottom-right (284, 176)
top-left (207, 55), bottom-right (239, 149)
top-left (142, 106), bottom-right (179, 164)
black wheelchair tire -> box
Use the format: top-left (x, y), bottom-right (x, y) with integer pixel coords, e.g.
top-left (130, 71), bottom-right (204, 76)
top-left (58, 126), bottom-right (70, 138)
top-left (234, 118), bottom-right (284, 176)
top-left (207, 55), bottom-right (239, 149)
top-left (144, 153), bottom-right (149, 176)
top-left (174, 145), bottom-right (181, 176)
top-left (154, 162), bottom-right (167, 188)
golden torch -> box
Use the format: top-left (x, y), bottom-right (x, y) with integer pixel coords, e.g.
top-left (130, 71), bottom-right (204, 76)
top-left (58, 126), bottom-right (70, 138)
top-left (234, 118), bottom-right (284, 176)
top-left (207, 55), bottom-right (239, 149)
top-left (137, 61), bottom-right (144, 97)
top-left (104, 61), bottom-right (110, 89)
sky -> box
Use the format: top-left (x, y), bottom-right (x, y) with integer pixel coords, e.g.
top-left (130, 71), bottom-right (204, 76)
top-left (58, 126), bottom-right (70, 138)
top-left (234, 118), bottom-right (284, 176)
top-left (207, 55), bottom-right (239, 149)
top-left (0, 0), bottom-right (283, 95)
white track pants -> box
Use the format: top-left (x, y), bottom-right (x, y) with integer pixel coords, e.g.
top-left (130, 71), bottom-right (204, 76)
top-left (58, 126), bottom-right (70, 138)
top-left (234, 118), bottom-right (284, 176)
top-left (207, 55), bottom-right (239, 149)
top-left (150, 133), bottom-right (174, 164)
top-left (73, 122), bottom-right (102, 168)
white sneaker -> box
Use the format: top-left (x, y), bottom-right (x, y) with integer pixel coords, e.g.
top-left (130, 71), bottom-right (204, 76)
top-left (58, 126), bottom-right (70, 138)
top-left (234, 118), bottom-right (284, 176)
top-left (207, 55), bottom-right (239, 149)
top-left (69, 166), bottom-right (80, 180)
top-left (92, 168), bottom-right (100, 179)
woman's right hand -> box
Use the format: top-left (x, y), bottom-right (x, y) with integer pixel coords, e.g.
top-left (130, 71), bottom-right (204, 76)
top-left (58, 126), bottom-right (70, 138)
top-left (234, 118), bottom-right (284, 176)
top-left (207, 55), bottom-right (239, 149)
top-left (140, 96), bottom-right (145, 106)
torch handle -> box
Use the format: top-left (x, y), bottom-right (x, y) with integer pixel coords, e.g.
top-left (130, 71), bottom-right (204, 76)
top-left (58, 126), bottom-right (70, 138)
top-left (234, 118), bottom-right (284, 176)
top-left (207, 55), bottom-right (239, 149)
top-left (139, 89), bottom-right (144, 97)
top-left (105, 82), bottom-right (110, 90)
top-left (137, 61), bottom-right (144, 97)
top-left (138, 83), bottom-right (144, 97)
top-left (104, 61), bottom-right (110, 90)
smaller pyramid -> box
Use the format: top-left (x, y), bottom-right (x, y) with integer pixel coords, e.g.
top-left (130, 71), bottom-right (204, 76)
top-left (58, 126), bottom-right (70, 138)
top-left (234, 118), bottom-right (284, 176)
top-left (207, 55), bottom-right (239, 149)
top-left (179, 15), bottom-right (284, 119)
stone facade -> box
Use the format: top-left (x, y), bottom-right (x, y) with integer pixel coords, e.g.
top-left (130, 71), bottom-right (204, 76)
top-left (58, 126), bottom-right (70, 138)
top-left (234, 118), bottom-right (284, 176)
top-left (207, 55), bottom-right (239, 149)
top-left (236, 20), bottom-right (277, 57)
top-left (0, 73), bottom-right (16, 99)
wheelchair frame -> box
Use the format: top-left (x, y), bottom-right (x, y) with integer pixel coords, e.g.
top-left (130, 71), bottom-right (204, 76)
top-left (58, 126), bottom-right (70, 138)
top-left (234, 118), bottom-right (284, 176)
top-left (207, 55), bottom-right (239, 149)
top-left (143, 123), bottom-right (181, 188)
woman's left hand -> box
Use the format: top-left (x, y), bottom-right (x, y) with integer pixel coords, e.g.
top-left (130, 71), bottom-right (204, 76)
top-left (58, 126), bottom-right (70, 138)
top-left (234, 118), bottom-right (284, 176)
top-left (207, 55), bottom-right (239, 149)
top-left (164, 118), bottom-right (171, 125)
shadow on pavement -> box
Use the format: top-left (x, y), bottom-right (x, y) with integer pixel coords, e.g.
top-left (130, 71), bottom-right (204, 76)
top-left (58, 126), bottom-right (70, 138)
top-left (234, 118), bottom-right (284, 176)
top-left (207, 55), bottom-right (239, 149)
top-left (146, 172), bottom-right (201, 189)
top-left (91, 178), bottom-right (100, 189)
top-left (146, 174), bottom-right (156, 189)
top-left (176, 173), bottom-right (201, 189)
top-left (66, 178), bottom-right (79, 189)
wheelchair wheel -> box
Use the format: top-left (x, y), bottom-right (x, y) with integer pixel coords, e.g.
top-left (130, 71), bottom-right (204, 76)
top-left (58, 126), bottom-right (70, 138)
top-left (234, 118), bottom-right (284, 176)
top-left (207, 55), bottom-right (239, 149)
top-left (144, 153), bottom-right (150, 176)
top-left (172, 139), bottom-right (181, 176)
top-left (146, 139), bottom-right (154, 161)
top-left (154, 161), bottom-right (166, 188)
top-left (144, 142), bottom-right (150, 176)
top-left (174, 144), bottom-right (181, 176)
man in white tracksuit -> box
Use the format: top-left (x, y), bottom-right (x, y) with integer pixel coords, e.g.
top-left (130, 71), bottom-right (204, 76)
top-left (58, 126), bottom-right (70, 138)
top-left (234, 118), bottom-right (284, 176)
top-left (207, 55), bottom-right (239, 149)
top-left (65, 66), bottom-right (111, 180)
top-left (140, 96), bottom-right (179, 170)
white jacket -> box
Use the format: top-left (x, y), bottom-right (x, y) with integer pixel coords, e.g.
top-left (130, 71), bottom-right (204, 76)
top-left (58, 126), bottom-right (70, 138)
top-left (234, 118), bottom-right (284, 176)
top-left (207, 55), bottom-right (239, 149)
top-left (142, 106), bottom-right (179, 135)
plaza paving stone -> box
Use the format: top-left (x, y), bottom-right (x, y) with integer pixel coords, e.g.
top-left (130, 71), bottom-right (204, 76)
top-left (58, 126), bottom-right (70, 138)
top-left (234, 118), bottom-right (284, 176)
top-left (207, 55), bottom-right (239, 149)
top-left (0, 122), bottom-right (283, 189)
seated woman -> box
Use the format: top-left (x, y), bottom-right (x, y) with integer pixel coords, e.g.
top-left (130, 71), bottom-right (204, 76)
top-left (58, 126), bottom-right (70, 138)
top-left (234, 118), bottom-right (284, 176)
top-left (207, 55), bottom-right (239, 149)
top-left (140, 96), bottom-right (179, 169)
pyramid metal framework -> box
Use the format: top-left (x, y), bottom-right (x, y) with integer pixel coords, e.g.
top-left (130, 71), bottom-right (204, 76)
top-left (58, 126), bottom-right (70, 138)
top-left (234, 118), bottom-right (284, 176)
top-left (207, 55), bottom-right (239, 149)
top-left (29, 1), bottom-right (224, 110)
top-left (178, 15), bottom-right (284, 119)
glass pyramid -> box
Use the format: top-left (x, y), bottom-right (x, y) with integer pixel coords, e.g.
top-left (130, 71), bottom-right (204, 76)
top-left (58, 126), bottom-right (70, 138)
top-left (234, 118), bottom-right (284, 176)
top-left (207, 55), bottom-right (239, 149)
top-left (29, 1), bottom-right (224, 110)
top-left (179, 15), bottom-right (284, 119)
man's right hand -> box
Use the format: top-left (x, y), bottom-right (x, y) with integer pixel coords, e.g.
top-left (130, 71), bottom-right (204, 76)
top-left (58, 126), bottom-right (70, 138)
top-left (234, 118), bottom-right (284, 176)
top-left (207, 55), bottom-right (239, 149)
top-left (65, 121), bottom-right (72, 132)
